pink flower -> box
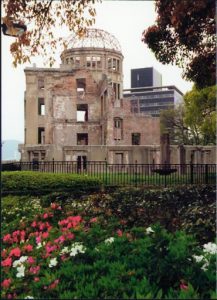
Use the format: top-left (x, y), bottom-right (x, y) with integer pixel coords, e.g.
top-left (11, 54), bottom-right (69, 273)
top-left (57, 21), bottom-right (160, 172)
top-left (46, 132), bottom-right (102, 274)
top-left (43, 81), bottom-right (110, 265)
top-left (31, 221), bottom-right (37, 228)
top-left (1, 249), bottom-right (7, 258)
top-left (36, 236), bottom-right (41, 244)
top-left (3, 234), bottom-right (12, 244)
top-left (12, 230), bottom-right (20, 237)
top-left (7, 293), bottom-right (17, 299)
top-left (1, 278), bottom-right (12, 288)
top-left (34, 277), bottom-right (40, 282)
top-left (180, 280), bottom-right (188, 290)
top-left (90, 217), bottom-right (97, 223)
top-left (1, 257), bottom-right (12, 267)
top-left (117, 229), bottom-right (123, 237)
top-left (61, 255), bottom-right (67, 261)
top-left (51, 203), bottom-right (61, 210)
top-left (20, 230), bottom-right (26, 240)
top-left (23, 244), bottom-right (33, 252)
top-left (43, 213), bottom-right (49, 219)
top-left (48, 279), bottom-right (59, 289)
top-left (42, 232), bottom-right (49, 239)
top-left (29, 266), bottom-right (40, 274)
top-left (9, 247), bottom-right (21, 257)
top-left (27, 257), bottom-right (35, 264)
top-left (45, 244), bottom-right (57, 253)
top-left (54, 235), bottom-right (65, 244)
top-left (66, 233), bottom-right (75, 240)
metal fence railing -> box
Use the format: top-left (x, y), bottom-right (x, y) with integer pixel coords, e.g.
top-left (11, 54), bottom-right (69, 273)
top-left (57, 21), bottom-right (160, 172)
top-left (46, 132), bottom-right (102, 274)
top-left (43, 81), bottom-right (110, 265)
top-left (1, 161), bottom-right (216, 187)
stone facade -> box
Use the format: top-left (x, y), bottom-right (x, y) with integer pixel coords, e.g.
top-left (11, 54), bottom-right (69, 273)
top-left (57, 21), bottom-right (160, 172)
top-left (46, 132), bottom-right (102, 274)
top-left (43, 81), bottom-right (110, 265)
top-left (19, 29), bottom-right (216, 165)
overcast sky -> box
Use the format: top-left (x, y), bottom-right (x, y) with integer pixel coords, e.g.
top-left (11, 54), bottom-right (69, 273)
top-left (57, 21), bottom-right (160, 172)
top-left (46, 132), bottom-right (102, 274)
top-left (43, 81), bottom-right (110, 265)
top-left (2, 0), bottom-right (193, 142)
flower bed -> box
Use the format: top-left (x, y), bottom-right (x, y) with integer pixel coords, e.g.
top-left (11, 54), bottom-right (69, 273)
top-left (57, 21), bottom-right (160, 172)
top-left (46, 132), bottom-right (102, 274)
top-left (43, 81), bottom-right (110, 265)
top-left (1, 200), bottom-right (216, 299)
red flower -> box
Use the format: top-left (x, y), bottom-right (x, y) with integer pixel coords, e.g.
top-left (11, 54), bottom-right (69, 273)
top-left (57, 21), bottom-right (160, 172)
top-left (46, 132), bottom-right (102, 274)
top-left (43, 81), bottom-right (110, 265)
top-left (29, 265), bottom-right (40, 274)
top-left (90, 217), bottom-right (97, 223)
top-left (117, 229), bottom-right (123, 237)
top-left (48, 279), bottom-right (59, 289)
top-left (66, 232), bottom-right (75, 240)
top-left (42, 232), bottom-right (49, 239)
top-left (1, 278), bottom-right (12, 288)
top-left (27, 257), bottom-right (35, 264)
top-left (9, 247), bottom-right (21, 257)
top-left (36, 236), bottom-right (41, 244)
top-left (43, 213), bottom-right (49, 219)
top-left (34, 277), bottom-right (40, 282)
top-left (180, 280), bottom-right (188, 290)
top-left (1, 257), bottom-right (12, 267)
top-left (1, 249), bottom-right (8, 258)
top-left (23, 244), bottom-right (33, 252)
top-left (31, 221), bottom-right (37, 228)
top-left (3, 234), bottom-right (13, 244)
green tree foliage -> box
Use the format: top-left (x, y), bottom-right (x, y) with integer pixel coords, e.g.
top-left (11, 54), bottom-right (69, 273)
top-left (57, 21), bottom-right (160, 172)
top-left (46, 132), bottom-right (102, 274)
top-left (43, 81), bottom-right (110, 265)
top-left (160, 105), bottom-right (189, 145)
top-left (184, 85), bottom-right (216, 145)
top-left (2, 0), bottom-right (100, 67)
top-left (142, 0), bottom-right (215, 88)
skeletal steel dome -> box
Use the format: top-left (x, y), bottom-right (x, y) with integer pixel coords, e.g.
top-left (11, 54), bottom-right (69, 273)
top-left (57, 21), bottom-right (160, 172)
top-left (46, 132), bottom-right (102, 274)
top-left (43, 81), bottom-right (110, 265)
top-left (67, 28), bottom-right (122, 52)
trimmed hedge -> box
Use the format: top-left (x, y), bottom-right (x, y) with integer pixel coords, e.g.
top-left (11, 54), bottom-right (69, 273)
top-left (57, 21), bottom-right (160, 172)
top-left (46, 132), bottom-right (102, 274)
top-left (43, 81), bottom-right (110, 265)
top-left (2, 171), bottom-right (102, 196)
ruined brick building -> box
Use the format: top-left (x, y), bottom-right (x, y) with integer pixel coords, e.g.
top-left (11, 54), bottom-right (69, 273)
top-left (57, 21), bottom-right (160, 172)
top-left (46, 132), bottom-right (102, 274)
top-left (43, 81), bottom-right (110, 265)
top-left (19, 29), bottom-right (216, 165)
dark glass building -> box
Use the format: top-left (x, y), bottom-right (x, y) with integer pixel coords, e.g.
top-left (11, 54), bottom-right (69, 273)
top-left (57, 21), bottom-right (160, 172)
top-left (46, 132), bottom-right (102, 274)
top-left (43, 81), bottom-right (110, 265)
top-left (125, 68), bottom-right (183, 117)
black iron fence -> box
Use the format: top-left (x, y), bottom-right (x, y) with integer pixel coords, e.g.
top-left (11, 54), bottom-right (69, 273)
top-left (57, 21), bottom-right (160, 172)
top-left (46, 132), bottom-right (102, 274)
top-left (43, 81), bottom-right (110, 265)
top-left (1, 161), bottom-right (216, 187)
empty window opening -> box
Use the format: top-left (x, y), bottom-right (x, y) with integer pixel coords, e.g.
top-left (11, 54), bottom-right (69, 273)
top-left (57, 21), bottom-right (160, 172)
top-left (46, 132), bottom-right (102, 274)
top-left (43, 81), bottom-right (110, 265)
top-left (77, 155), bottom-right (87, 171)
top-left (75, 57), bottom-right (80, 66)
top-left (38, 98), bottom-right (45, 115)
top-left (96, 56), bottom-right (101, 68)
top-left (77, 104), bottom-right (88, 122)
top-left (117, 84), bottom-right (120, 99)
top-left (113, 83), bottom-right (117, 99)
top-left (114, 118), bottom-right (123, 140)
top-left (107, 57), bottom-right (112, 70)
top-left (114, 118), bottom-right (122, 128)
top-left (70, 57), bottom-right (74, 64)
top-left (86, 57), bottom-right (91, 67)
top-left (38, 127), bottom-right (45, 144)
top-left (77, 133), bottom-right (88, 145)
top-left (117, 60), bottom-right (120, 72)
top-left (38, 78), bottom-right (44, 89)
top-left (76, 78), bottom-right (86, 92)
top-left (112, 58), bottom-right (117, 71)
top-left (92, 56), bottom-right (96, 68)
top-left (132, 133), bottom-right (141, 145)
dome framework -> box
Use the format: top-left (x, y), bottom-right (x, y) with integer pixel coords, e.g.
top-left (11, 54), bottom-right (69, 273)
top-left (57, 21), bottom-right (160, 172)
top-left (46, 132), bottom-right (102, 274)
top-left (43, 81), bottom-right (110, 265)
top-left (66, 28), bottom-right (122, 52)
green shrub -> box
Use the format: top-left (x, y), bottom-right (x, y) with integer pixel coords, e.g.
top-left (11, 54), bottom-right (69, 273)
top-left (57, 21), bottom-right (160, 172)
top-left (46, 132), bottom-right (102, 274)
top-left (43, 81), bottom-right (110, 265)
top-left (1, 201), bottom-right (216, 299)
top-left (64, 185), bottom-right (215, 244)
top-left (2, 171), bottom-right (102, 196)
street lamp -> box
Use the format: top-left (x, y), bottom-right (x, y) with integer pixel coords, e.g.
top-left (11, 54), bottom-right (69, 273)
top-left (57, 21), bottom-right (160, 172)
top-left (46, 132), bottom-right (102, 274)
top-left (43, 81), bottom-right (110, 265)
top-left (1, 22), bottom-right (27, 37)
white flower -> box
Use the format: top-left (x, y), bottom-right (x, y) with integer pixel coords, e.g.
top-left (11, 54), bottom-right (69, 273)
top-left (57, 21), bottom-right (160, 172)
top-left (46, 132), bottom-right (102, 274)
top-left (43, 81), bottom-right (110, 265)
top-left (201, 259), bottom-right (209, 272)
top-left (60, 246), bottom-right (70, 255)
top-left (13, 256), bottom-right (28, 268)
top-left (203, 242), bottom-right (217, 255)
top-left (104, 237), bottom-right (115, 244)
top-left (192, 255), bottom-right (204, 263)
top-left (19, 256), bottom-right (28, 263)
top-left (36, 243), bottom-right (42, 249)
top-left (69, 243), bottom-right (86, 256)
top-left (49, 257), bottom-right (58, 268)
top-left (16, 265), bottom-right (25, 278)
top-left (25, 296), bottom-right (34, 299)
top-left (146, 227), bottom-right (154, 234)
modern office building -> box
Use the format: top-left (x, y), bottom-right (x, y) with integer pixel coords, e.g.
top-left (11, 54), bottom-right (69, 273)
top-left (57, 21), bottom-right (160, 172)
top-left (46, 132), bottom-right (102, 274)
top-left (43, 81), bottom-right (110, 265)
top-left (124, 68), bottom-right (183, 117)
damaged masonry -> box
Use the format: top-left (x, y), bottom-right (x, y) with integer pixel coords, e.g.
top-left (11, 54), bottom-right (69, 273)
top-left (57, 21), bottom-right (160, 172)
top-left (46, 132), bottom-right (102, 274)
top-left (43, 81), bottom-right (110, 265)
top-left (19, 28), bottom-right (216, 165)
